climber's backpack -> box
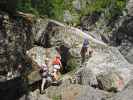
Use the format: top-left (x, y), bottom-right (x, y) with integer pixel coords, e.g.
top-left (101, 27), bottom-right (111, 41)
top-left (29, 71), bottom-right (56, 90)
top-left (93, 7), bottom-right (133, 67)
top-left (39, 69), bottom-right (43, 74)
top-left (83, 38), bottom-right (89, 48)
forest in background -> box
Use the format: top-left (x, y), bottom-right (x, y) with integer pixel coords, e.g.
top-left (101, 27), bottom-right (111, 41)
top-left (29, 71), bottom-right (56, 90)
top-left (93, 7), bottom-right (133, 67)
top-left (16, 0), bottom-right (126, 21)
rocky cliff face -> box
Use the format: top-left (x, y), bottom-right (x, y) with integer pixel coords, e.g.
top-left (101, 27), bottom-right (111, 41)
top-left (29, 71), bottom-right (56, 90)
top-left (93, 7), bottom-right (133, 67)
top-left (0, 12), bottom-right (34, 75)
top-left (1, 0), bottom-right (133, 100)
top-left (111, 0), bottom-right (133, 64)
top-left (0, 12), bottom-right (35, 100)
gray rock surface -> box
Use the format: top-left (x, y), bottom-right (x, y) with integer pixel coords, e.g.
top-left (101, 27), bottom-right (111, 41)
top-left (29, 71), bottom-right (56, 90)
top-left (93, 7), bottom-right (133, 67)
top-left (76, 86), bottom-right (110, 100)
top-left (112, 16), bottom-right (133, 64)
top-left (19, 89), bottom-right (51, 100)
top-left (75, 66), bottom-right (98, 86)
top-left (0, 12), bottom-right (34, 74)
top-left (97, 72), bottom-right (124, 92)
top-left (76, 47), bottom-right (133, 91)
top-left (64, 10), bottom-right (73, 22)
top-left (46, 83), bottom-right (111, 100)
top-left (126, 0), bottom-right (133, 16)
top-left (118, 40), bottom-right (133, 64)
top-left (108, 80), bottom-right (133, 100)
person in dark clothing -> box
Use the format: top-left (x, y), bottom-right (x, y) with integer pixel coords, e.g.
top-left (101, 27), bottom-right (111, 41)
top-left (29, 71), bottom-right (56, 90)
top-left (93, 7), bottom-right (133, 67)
top-left (59, 45), bottom-right (69, 73)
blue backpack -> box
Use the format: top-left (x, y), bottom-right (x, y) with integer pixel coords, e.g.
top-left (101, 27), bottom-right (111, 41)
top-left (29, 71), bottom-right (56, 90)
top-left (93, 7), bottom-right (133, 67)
top-left (83, 38), bottom-right (89, 47)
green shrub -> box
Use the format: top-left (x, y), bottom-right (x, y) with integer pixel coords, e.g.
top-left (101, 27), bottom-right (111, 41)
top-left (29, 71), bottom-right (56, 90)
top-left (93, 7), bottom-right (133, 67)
top-left (67, 58), bottom-right (79, 72)
top-left (16, 0), bottom-right (126, 24)
top-left (81, 0), bottom-right (126, 20)
top-left (16, 0), bottom-right (64, 20)
top-left (52, 95), bottom-right (61, 100)
top-left (16, 0), bottom-right (39, 15)
top-left (50, 0), bottom-right (64, 21)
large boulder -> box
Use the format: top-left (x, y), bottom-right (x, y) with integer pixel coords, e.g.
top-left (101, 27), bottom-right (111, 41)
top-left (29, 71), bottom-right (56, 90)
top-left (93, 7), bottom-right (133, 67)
top-left (97, 72), bottom-right (124, 92)
top-left (76, 47), bottom-right (133, 91)
top-left (46, 84), bottom-right (111, 100)
top-left (108, 80), bottom-right (133, 100)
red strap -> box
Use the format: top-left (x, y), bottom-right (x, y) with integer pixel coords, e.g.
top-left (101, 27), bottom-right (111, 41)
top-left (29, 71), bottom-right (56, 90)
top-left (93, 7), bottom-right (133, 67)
top-left (53, 58), bottom-right (61, 65)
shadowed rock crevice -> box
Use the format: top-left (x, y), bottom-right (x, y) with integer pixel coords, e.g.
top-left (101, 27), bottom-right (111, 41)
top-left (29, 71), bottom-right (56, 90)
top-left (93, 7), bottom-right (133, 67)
top-left (59, 45), bottom-right (70, 73)
top-left (36, 31), bottom-right (51, 48)
top-left (111, 16), bottom-right (133, 64)
top-left (0, 77), bottom-right (26, 100)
